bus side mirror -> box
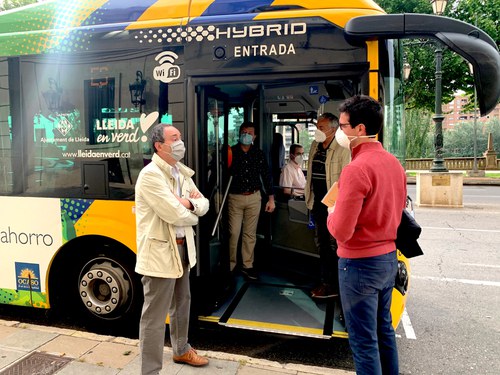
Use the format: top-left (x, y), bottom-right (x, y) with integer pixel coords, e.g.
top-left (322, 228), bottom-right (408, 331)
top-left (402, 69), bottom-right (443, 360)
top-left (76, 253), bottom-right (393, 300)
top-left (344, 14), bottom-right (500, 116)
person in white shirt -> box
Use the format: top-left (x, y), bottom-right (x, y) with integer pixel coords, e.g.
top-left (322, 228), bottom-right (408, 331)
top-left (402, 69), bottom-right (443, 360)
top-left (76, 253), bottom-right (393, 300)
top-left (280, 144), bottom-right (306, 197)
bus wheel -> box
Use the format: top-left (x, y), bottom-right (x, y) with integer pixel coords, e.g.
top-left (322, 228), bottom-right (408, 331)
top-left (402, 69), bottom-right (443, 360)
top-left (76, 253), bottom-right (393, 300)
top-left (50, 242), bottom-right (142, 334)
top-left (78, 257), bottom-right (133, 318)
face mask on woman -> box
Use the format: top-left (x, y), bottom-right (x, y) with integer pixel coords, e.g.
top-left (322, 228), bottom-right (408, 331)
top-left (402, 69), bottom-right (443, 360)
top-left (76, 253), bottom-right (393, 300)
top-left (240, 133), bottom-right (253, 145)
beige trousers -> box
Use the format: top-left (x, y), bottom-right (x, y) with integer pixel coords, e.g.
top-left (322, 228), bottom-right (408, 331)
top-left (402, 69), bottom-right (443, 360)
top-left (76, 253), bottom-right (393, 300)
top-left (228, 191), bottom-right (262, 271)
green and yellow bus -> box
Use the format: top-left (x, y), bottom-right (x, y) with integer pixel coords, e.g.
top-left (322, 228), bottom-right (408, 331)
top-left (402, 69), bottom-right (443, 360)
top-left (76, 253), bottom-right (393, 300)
top-left (0, 0), bottom-right (498, 339)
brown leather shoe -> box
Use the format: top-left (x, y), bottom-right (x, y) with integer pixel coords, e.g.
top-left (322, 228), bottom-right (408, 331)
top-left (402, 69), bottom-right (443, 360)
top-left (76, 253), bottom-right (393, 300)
top-left (173, 348), bottom-right (209, 367)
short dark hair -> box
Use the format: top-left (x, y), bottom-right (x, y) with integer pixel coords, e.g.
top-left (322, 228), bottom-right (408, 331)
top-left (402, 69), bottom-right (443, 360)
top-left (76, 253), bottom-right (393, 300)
top-left (317, 112), bottom-right (339, 127)
top-left (289, 143), bottom-right (303, 155)
top-left (239, 121), bottom-right (256, 134)
top-left (150, 123), bottom-right (170, 153)
top-left (338, 95), bottom-right (383, 136)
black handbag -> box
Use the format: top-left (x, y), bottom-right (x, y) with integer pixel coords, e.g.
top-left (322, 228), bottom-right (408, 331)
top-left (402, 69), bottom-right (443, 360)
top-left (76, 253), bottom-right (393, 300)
top-left (395, 208), bottom-right (424, 258)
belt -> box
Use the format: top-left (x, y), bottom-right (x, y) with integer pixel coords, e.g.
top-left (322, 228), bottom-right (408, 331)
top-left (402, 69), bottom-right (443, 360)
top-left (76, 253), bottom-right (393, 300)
top-left (176, 237), bottom-right (185, 245)
top-left (240, 190), bottom-right (258, 195)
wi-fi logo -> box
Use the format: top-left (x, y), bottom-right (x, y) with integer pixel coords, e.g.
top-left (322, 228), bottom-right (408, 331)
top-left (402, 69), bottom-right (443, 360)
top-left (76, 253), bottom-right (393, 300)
top-left (155, 51), bottom-right (179, 64)
top-left (154, 51), bottom-right (181, 83)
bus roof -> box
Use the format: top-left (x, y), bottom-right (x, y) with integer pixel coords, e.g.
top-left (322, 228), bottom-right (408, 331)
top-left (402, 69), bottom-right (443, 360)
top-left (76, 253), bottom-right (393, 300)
top-left (0, 0), bottom-right (384, 35)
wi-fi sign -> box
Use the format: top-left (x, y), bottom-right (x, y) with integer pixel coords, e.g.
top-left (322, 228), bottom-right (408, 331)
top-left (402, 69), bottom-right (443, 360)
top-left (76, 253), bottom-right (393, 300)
top-left (154, 51), bottom-right (181, 83)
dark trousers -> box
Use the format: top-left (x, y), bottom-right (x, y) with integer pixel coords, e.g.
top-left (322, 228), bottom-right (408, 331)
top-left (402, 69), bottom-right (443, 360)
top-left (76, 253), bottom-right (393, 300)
top-left (339, 251), bottom-right (399, 375)
top-left (312, 202), bottom-right (339, 290)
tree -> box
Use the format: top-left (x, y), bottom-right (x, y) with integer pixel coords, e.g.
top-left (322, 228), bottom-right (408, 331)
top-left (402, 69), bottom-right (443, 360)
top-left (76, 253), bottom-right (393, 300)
top-left (405, 108), bottom-right (434, 158)
top-left (376, 0), bottom-right (498, 160)
top-left (0, 0), bottom-right (38, 11)
top-left (444, 118), bottom-right (500, 158)
top-left (376, 0), bottom-right (498, 112)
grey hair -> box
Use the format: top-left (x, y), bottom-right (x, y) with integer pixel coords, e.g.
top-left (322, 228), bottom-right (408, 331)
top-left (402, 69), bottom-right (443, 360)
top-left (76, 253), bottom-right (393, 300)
top-left (318, 112), bottom-right (339, 128)
top-left (150, 123), bottom-right (171, 153)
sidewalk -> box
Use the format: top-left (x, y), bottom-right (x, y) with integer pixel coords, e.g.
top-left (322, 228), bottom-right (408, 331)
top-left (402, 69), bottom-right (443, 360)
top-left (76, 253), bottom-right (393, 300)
top-left (0, 319), bottom-right (354, 375)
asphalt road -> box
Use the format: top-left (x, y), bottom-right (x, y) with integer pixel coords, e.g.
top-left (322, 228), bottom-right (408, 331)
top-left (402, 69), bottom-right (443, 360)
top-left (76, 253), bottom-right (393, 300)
top-left (398, 184), bottom-right (500, 374)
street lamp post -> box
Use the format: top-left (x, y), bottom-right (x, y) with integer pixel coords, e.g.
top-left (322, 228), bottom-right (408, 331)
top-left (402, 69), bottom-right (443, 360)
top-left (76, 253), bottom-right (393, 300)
top-left (429, 0), bottom-right (448, 172)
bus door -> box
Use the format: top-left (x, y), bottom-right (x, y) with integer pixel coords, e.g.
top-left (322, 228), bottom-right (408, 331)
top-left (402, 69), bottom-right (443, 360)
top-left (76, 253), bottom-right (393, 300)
top-left (196, 86), bottom-right (231, 291)
top-left (195, 78), bottom-right (359, 338)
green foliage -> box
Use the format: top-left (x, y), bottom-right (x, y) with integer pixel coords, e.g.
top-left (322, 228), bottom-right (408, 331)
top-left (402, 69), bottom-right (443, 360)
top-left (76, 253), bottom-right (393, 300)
top-left (298, 127), bottom-right (313, 154)
top-left (0, 0), bottom-right (38, 11)
top-left (405, 108), bottom-right (434, 158)
top-left (376, 0), bottom-right (497, 112)
top-left (444, 118), bottom-right (500, 157)
top-left (451, 0), bottom-right (499, 47)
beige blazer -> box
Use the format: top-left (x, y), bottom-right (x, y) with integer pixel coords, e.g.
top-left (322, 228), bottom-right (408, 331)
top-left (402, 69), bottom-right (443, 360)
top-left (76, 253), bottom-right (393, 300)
top-left (135, 153), bottom-right (209, 278)
top-left (305, 139), bottom-right (351, 210)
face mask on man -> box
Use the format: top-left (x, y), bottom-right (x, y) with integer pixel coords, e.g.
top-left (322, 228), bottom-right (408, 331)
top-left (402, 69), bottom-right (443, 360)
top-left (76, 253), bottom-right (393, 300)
top-left (240, 133), bottom-right (253, 145)
top-left (335, 127), bottom-right (353, 149)
top-left (294, 154), bottom-right (304, 165)
top-left (335, 126), bottom-right (376, 150)
top-left (168, 140), bottom-right (186, 161)
top-left (313, 129), bottom-right (327, 143)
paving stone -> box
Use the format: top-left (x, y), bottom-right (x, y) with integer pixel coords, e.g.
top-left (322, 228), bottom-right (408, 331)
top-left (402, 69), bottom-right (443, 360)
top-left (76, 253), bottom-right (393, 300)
top-left (38, 335), bottom-right (99, 359)
top-left (17, 323), bottom-right (77, 336)
top-left (0, 329), bottom-right (57, 351)
top-left (79, 341), bottom-right (139, 369)
top-left (56, 360), bottom-right (119, 375)
top-left (0, 348), bottom-right (26, 370)
top-left (0, 326), bottom-right (18, 341)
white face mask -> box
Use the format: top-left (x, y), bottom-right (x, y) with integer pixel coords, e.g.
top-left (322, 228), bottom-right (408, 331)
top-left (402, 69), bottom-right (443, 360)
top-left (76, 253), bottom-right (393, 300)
top-left (168, 140), bottom-right (186, 161)
top-left (314, 129), bottom-right (327, 143)
top-left (335, 127), bottom-right (377, 150)
top-left (335, 127), bottom-right (353, 149)
top-left (294, 155), bottom-right (304, 165)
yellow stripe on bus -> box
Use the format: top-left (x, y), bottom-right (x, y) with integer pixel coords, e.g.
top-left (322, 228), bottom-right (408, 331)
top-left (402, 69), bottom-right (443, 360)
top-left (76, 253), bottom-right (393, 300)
top-left (127, 0), bottom-right (215, 29)
top-left (254, 9), bottom-right (384, 29)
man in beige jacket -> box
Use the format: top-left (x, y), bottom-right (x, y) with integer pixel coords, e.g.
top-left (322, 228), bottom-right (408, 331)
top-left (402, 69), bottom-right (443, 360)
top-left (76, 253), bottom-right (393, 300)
top-left (305, 113), bottom-right (351, 298)
top-left (135, 123), bottom-right (209, 374)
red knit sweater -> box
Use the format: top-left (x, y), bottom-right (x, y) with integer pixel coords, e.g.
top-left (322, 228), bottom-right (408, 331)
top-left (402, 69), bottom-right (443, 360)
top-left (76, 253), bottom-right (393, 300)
top-left (328, 142), bottom-right (407, 259)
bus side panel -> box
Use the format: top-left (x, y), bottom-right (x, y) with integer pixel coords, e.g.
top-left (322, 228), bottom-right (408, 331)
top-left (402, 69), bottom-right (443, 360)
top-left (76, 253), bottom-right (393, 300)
top-left (0, 196), bottom-right (62, 308)
top-left (67, 199), bottom-right (137, 253)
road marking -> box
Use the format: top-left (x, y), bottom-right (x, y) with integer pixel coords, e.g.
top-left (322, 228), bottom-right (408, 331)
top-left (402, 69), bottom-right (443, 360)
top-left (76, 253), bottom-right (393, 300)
top-left (422, 226), bottom-right (500, 234)
top-left (460, 263), bottom-right (500, 269)
top-left (412, 275), bottom-right (500, 287)
top-left (401, 308), bottom-right (416, 340)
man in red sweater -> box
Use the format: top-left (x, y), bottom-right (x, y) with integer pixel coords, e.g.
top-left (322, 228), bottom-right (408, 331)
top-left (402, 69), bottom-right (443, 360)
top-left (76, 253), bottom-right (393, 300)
top-left (327, 95), bottom-right (406, 375)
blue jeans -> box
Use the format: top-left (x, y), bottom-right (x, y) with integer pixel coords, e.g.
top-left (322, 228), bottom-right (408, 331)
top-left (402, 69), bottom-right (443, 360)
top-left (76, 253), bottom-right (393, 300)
top-left (338, 251), bottom-right (399, 375)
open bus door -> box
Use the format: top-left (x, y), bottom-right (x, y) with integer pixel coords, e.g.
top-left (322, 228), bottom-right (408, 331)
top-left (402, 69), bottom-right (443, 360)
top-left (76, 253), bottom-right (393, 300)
top-left (194, 86), bottom-right (234, 314)
top-left (195, 78), bottom-right (364, 338)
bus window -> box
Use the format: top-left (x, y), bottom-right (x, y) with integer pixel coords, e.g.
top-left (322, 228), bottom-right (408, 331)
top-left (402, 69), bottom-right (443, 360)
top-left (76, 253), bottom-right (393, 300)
top-left (11, 49), bottom-right (185, 199)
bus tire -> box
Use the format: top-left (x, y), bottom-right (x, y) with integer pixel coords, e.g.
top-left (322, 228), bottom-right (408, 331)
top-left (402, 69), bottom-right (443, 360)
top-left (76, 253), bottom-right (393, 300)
top-left (50, 238), bottom-right (143, 335)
